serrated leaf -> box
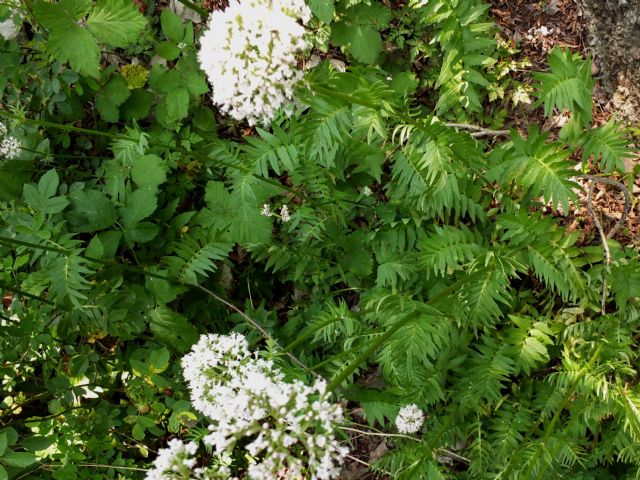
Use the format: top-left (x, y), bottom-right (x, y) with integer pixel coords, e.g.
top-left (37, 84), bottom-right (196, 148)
top-left (164, 87), bottom-right (189, 123)
top-left (120, 89), bottom-right (154, 121)
top-left (120, 187), bottom-right (157, 227)
top-left (37, 169), bottom-right (59, 199)
top-left (48, 25), bottom-right (100, 78)
top-left (156, 41), bottom-right (180, 61)
top-left (96, 76), bottom-right (131, 122)
top-left (308, 0), bottom-right (334, 23)
top-left (132, 154), bottom-right (167, 189)
top-left (160, 10), bottom-right (184, 42)
top-left (87, 0), bottom-right (147, 48)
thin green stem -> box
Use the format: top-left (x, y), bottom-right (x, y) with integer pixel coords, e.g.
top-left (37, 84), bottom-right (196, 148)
top-left (1, 111), bottom-right (123, 140)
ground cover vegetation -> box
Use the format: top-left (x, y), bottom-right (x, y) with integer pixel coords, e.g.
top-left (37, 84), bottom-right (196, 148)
top-left (0, 0), bottom-right (639, 478)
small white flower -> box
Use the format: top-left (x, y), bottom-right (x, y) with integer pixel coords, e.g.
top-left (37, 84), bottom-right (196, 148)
top-left (0, 136), bottom-right (21, 159)
top-left (280, 204), bottom-right (291, 222)
top-left (261, 203), bottom-right (273, 217)
top-left (362, 186), bottom-right (372, 197)
top-left (395, 404), bottom-right (425, 434)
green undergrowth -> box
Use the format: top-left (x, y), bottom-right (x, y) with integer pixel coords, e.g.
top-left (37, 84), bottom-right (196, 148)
top-left (0, 0), bottom-right (639, 478)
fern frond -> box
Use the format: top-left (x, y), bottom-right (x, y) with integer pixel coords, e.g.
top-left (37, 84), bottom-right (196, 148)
top-left (163, 233), bottom-right (232, 284)
top-left (243, 126), bottom-right (299, 177)
top-left (459, 265), bottom-right (512, 330)
top-left (507, 127), bottom-right (579, 212)
top-left (418, 225), bottom-right (485, 278)
top-left (533, 47), bottom-right (594, 123)
top-left (302, 95), bottom-right (352, 168)
top-left (581, 119), bottom-right (634, 173)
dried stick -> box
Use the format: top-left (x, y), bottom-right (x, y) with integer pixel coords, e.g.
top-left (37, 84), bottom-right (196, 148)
top-left (445, 123), bottom-right (510, 138)
top-left (577, 174), bottom-right (632, 311)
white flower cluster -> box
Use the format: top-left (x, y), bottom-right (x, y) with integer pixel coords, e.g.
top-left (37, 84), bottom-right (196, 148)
top-left (0, 9), bottom-right (20, 40)
top-left (395, 404), bottom-right (425, 434)
top-left (261, 203), bottom-right (292, 222)
top-left (197, 0), bottom-right (311, 126)
top-left (176, 332), bottom-right (348, 479)
top-left (0, 122), bottom-right (20, 160)
top-left (145, 439), bottom-right (199, 480)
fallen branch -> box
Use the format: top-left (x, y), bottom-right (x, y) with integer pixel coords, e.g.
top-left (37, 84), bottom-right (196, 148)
top-left (445, 123), bottom-right (510, 138)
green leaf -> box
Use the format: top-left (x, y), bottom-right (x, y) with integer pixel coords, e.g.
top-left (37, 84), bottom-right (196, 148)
top-left (120, 89), bottom-right (154, 121)
top-left (2, 451), bottom-right (37, 468)
top-left (87, 0), bottom-right (147, 48)
top-left (0, 433), bottom-right (6, 456)
top-left (149, 306), bottom-right (198, 352)
top-left (37, 169), bottom-right (59, 199)
top-left (120, 188), bottom-right (157, 227)
top-left (164, 87), bottom-right (190, 122)
top-left (308, 0), bottom-right (334, 23)
top-left (0, 465), bottom-right (6, 480)
top-left (69, 190), bottom-right (118, 232)
top-left (160, 10), bottom-right (184, 42)
top-left (48, 25), bottom-right (100, 78)
top-left (96, 76), bottom-right (131, 122)
top-left (131, 423), bottom-right (145, 441)
top-left (184, 71), bottom-right (209, 96)
top-left (86, 231), bottom-right (122, 259)
top-left (22, 436), bottom-right (54, 452)
top-left (156, 41), bottom-right (181, 61)
top-left (131, 154), bottom-right (167, 189)
top-left (332, 23), bottom-right (381, 64)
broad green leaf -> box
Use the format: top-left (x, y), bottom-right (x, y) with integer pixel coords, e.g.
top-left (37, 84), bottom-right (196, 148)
top-left (69, 190), bottom-right (117, 232)
top-left (308, 0), bottom-right (334, 23)
top-left (87, 0), bottom-right (147, 48)
top-left (85, 231), bottom-right (122, 259)
top-left (184, 71), bottom-right (208, 96)
top-left (132, 423), bottom-right (145, 441)
top-left (2, 451), bottom-right (37, 468)
top-left (165, 87), bottom-right (190, 122)
top-left (96, 76), bottom-right (131, 122)
top-left (48, 25), bottom-right (100, 78)
top-left (132, 154), bottom-right (167, 189)
top-left (156, 41), bottom-right (180, 61)
top-left (120, 188), bottom-right (158, 227)
top-left (120, 89), bottom-right (154, 121)
top-left (0, 466), bottom-right (6, 480)
top-left (37, 169), bottom-right (59, 199)
top-left (160, 10), bottom-right (184, 42)
top-left (22, 436), bottom-right (54, 452)
top-left (0, 433), bottom-right (6, 456)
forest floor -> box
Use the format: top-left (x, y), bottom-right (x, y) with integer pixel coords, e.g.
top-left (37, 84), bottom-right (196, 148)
top-left (489, 0), bottom-right (640, 249)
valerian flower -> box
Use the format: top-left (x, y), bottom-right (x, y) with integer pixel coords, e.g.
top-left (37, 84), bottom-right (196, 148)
top-left (156, 332), bottom-right (349, 479)
top-left (280, 204), bottom-right (291, 222)
top-left (395, 404), bottom-right (425, 434)
top-left (197, 0), bottom-right (311, 126)
top-left (0, 136), bottom-right (21, 159)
